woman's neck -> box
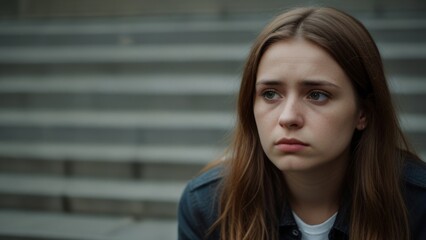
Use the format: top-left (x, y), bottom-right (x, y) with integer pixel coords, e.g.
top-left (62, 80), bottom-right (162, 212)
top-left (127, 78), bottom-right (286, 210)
top-left (283, 156), bottom-right (348, 225)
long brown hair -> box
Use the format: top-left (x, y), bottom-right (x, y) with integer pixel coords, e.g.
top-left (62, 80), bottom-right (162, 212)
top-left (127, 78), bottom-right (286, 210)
top-left (212, 7), bottom-right (413, 240)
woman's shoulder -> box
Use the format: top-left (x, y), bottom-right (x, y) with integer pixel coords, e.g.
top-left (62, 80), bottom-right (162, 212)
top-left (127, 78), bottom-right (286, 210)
top-left (402, 156), bottom-right (426, 239)
top-left (403, 156), bottom-right (426, 189)
top-left (180, 165), bottom-right (224, 212)
top-left (186, 165), bottom-right (224, 193)
top-left (178, 166), bottom-right (224, 239)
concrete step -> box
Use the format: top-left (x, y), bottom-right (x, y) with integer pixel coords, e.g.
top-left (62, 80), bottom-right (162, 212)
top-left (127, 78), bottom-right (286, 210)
top-left (1, 18), bottom-right (426, 47)
top-left (0, 110), bottom-right (234, 145)
top-left (0, 43), bottom-right (425, 76)
top-left (389, 76), bottom-right (426, 114)
top-left (398, 114), bottom-right (426, 153)
top-left (0, 125), bottom-right (229, 146)
top-left (0, 142), bottom-right (220, 165)
top-left (0, 74), bottom-right (238, 111)
top-left (0, 142), bottom-right (222, 180)
top-left (0, 210), bottom-right (177, 240)
top-left (0, 44), bottom-right (249, 64)
top-left (0, 61), bottom-right (241, 76)
top-left (0, 110), bottom-right (234, 129)
top-left (0, 74), bottom-right (239, 94)
top-left (395, 93), bottom-right (426, 114)
top-left (363, 19), bottom-right (426, 43)
top-left (389, 76), bottom-right (426, 93)
top-left (0, 173), bottom-right (185, 218)
top-left (0, 91), bottom-right (236, 111)
top-left (0, 44), bottom-right (247, 76)
top-left (0, 18), bottom-right (262, 47)
top-left (3, 0), bottom-right (426, 19)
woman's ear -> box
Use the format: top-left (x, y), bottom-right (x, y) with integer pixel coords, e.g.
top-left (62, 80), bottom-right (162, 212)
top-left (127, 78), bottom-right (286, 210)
top-left (356, 110), bottom-right (367, 130)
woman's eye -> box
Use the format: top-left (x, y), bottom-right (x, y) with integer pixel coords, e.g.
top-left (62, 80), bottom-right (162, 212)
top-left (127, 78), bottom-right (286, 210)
top-left (262, 90), bottom-right (280, 101)
top-left (307, 91), bottom-right (329, 102)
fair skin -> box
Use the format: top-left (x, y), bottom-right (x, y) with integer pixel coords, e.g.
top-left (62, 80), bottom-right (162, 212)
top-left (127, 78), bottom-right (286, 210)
top-left (254, 38), bottom-right (366, 224)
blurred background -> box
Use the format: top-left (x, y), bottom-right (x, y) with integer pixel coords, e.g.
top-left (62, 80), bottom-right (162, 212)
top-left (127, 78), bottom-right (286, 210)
top-left (0, 0), bottom-right (425, 239)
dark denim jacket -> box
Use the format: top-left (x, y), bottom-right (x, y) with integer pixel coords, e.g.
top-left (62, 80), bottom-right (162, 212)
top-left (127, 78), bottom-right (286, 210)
top-left (178, 159), bottom-right (426, 240)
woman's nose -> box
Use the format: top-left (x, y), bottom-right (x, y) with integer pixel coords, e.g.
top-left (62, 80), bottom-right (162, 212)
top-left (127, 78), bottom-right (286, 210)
top-left (278, 98), bottom-right (304, 130)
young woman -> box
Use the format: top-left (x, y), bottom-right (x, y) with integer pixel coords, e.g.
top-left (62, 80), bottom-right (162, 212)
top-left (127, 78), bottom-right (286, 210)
top-left (178, 7), bottom-right (426, 240)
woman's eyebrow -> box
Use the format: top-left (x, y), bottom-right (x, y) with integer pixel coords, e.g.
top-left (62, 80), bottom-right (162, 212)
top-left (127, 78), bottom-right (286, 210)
top-left (300, 79), bottom-right (341, 89)
top-left (255, 79), bottom-right (340, 89)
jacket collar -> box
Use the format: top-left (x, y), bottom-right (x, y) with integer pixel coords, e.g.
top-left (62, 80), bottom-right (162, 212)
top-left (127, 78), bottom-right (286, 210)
top-left (279, 198), bottom-right (350, 238)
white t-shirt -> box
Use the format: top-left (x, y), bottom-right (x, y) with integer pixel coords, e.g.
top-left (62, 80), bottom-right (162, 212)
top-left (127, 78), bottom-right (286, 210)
top-left (292, 212), bottom-right (338, 240)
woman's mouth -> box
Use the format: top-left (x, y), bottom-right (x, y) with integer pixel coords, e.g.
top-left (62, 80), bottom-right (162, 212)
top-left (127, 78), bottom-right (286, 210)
top-left (275, 138), bottom-right (309, 153)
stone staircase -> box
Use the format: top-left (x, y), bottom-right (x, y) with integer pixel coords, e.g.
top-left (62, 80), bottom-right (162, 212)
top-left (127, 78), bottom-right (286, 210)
top-left (0, 11), bottom-right (425, 240)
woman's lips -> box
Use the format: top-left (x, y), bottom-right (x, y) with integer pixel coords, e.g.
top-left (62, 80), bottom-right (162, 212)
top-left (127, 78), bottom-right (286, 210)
top-left (275, 138), bottom-right (309, 152)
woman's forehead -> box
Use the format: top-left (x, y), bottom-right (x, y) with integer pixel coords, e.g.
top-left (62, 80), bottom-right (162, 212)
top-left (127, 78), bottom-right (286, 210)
top-left (256, 39), bottom-right (349, 87)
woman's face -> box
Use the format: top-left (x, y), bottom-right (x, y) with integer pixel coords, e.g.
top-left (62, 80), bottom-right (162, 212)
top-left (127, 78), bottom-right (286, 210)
top-left (254, 38), bottom-right (366, 173)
